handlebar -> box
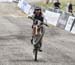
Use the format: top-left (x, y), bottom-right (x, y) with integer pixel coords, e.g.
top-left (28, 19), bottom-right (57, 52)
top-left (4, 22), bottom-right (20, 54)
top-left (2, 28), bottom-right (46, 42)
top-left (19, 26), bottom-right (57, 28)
top-left (28, 16), bottom-right (49, 27)
top-left (28, 16), bottom-right (33, 20)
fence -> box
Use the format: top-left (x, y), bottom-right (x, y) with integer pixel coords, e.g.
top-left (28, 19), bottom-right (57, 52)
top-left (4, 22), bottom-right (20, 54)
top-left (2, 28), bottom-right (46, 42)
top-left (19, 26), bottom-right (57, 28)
top-left (18, 0), bottom-right (75, 34)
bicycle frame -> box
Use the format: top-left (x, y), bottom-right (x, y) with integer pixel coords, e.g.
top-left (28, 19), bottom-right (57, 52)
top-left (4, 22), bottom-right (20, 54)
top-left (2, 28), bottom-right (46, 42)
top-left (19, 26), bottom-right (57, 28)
top-left (32, 25), bottom-right (42, 36)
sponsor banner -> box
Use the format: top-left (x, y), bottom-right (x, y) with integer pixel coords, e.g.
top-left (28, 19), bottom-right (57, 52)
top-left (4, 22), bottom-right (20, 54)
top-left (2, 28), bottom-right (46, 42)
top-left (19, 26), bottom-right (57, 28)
top-left (65, 16), bottom-right (75, 32)
top-left (57, 12), bottom-right (69, 29)
top-left (28, 7), bottom-right (34, 16)
top-left (18, 0), bottom-right (31, 14)
top-left (44, 10), bottom-right (60, 26)
top-left (71, 19), bottom-right (75, 34)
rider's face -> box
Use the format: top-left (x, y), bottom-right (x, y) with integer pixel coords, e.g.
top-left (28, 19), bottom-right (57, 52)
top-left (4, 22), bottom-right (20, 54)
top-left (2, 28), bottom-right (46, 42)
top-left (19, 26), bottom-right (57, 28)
top-left (36, 10), bottom-right (41, 13)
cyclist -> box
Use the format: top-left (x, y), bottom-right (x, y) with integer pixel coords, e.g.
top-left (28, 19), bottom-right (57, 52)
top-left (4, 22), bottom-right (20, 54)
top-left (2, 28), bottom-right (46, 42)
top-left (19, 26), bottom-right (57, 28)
top-left (31, 7), bottom-right (44, 52)
top-left (68, 2), bottom-right (73, 15)
top-left (54, 1), bottom-right (61, 9)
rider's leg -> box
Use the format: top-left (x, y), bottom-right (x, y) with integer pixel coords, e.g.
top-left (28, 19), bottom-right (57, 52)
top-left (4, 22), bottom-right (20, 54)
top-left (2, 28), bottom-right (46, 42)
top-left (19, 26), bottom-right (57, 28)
top-left (31, 25), bottom-right (35, 44)
top-left (31, 25), bottom-right (37, 44)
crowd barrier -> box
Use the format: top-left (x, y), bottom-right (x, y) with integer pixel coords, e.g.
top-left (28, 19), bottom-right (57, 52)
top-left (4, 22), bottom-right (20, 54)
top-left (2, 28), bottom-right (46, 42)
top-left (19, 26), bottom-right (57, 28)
top-left (71, 19), bottom-right (75, 34)
top-left (65, 16), bottom-right (75, 32)
top-left (44, 10), bottom-right (60, 26)
top-left (18, 0), bottom-right (31, 14)
top-left (57, 12), bottom-right (69, 29)
top-left (18, 0), bottom-right (75, 34)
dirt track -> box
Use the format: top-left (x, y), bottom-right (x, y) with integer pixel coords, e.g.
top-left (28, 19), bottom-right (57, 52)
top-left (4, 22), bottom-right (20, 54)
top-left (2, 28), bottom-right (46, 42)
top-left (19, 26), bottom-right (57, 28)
top-left (0, 3), bottom-right (75, 65)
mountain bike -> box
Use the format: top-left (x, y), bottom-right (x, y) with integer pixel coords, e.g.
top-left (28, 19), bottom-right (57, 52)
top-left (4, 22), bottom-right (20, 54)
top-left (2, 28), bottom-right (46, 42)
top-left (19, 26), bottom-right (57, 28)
top-left (31, 19), bottom-right (48, 61)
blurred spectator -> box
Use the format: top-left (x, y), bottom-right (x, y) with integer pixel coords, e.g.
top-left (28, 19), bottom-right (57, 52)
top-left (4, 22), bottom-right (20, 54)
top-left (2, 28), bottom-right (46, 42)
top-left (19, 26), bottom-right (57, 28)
top-left (66, 2), bottom-right (74, 16)
top-left (68, 2), bottom-right (73, 15)
top-left (46, 0), bottom-right (49, 4)
top-left (54, 0), bottom-right (61, 9)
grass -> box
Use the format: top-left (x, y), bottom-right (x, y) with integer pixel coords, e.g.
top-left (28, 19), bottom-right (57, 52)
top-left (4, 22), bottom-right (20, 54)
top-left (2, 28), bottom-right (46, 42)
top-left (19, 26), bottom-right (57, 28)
top-left (36, 0), bottom-right (75, 12)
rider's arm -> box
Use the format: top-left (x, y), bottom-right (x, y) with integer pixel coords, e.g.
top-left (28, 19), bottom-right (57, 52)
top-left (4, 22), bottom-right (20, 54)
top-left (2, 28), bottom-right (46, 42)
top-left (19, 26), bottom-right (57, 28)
top-left (28, 15), bottom-right (34, 20)
top-left (42, 13), bottom-right (48, 26)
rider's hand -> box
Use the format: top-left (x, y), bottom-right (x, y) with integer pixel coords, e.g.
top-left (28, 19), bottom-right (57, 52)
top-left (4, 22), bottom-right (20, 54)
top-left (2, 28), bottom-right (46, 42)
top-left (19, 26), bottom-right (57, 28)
top-left (28, 15), bottom-right (34, 20)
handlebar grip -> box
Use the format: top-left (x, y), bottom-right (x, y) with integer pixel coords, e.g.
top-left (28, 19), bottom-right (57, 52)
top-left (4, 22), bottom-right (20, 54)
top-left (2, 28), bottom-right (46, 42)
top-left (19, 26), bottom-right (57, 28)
top-left (44, 23), bottom-right (49, 27)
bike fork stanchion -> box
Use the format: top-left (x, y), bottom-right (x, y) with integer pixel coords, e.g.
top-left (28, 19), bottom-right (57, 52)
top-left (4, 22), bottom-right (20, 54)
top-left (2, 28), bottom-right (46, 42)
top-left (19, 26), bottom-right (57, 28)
top-left (33, 45), bottom-right (38, 61)
top-left (34, 49), bottom-right (38, 61)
